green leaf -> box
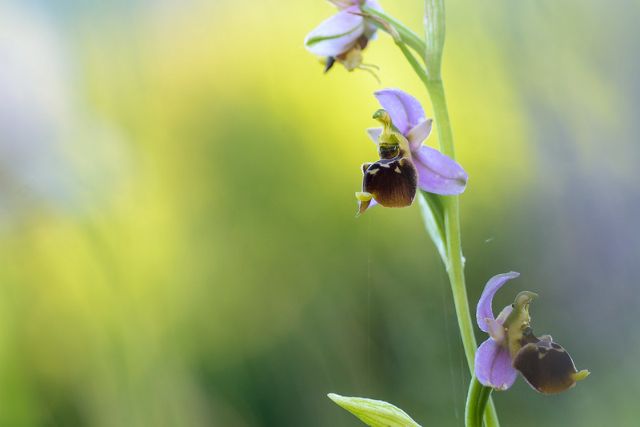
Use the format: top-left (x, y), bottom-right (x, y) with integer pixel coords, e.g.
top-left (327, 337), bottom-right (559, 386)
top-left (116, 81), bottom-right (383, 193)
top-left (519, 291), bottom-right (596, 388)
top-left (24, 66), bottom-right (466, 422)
top-left (417, 191), bottom-right (447, 266)
top-left (328, 393), bottom-right (421, 427)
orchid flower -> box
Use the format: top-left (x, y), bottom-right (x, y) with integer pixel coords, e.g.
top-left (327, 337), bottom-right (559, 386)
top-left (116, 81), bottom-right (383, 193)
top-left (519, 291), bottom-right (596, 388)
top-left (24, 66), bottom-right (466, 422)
top-left (475, 272), bottom-right (589, 394)
top-left (304, 0), bottom-right (381, 73)
top-left (356, 88), bottom-right (468, 214)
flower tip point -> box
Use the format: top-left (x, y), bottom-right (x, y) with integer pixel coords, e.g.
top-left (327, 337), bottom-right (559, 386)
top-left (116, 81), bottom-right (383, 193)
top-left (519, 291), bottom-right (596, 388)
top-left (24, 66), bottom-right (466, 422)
top-left (573, 370), bottom-right (590, 382)
top-left (355, 191), bottom-right (372, 202)
top-left (355, 191), bottom-right (373, 216)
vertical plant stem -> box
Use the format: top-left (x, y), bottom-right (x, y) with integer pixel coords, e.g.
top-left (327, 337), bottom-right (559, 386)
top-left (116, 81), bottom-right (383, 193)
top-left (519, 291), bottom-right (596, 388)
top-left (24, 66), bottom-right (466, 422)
top-left (385, 2), bottom-right (501, 424)
top-left (422, 0), bottom-right (501, 423)
top-left (425, 78), bottom-right (500, 427)
top-left (465, 376), bottom-right (493, 427)
top-left (465, 377), bottom-right (483, 427)
top-left (392, 36), bottom-right (501, 427)
top-left (424, 80), bottom-right (474, 363)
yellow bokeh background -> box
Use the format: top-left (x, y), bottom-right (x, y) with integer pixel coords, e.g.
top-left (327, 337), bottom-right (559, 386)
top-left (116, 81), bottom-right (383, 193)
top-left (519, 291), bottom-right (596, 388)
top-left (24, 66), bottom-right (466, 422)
top-left (0, 1), bottom-right (637, 426)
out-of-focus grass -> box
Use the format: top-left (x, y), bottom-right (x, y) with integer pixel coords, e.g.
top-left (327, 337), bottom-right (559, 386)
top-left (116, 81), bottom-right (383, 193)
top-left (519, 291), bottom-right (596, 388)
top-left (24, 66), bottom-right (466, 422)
top-left (0, 1), bottom-right (638, 426)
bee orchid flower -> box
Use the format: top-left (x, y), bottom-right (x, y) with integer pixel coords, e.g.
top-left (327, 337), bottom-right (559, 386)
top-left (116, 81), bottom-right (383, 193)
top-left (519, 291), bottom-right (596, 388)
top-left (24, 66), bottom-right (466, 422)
top-left (356, 89), bottom-right (468, 214)
top-left (304, 0), bottom-right (382, 73)
top-left (475, 272), bottom-right (590, 394)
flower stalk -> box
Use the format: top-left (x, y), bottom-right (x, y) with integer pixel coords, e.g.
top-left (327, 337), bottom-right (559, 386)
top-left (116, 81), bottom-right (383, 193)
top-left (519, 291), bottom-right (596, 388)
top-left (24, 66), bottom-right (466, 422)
top-left (423, 0), bottom-right (445, 80)
top-left (427, 75), bottom-right (501, 427)
top-left (365, 2), bottom-right (501, 425)
top-left (465, 377), bottom-right (493, 427)
top-left (422, 1), bottom-right (500, 426)
top-left (361, 5), bottom-right (426, 58)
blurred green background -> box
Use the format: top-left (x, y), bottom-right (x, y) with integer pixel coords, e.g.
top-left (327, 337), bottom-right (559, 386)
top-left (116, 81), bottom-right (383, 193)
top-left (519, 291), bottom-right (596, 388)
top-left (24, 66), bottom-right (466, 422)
top-left (0, 0), bottom-right (637, 425)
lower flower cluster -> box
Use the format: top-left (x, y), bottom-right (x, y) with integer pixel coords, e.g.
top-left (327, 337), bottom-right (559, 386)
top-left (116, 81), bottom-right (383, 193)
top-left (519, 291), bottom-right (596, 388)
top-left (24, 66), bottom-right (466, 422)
top-left (475, 272), bottom-right (589, 394)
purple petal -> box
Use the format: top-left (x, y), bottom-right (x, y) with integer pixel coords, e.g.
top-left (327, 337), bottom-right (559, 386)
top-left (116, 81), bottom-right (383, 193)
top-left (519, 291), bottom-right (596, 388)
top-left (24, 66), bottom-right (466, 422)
top-left (328, 0), bottom-right (362, 9)
top-left (366, 127), bottom-right (382, 144)
top-left (304, 7), bottom-right (364, 57)
top-left (485, 318), bottom-right (506, 343)
top-left (406, 119), bottom-right (433, 152)
top-left (475, 339), bottom-right (518, 390)
top-left (412, 146), bottom-right (468, 195)
top-left (363, 0), bottom-right (382, 9)
top-left (495, 305), bottom-right (513, 324)
top-left (476, 272), bottom-right (520, 332)
top-left (374, 89), bottom-right (425, 135)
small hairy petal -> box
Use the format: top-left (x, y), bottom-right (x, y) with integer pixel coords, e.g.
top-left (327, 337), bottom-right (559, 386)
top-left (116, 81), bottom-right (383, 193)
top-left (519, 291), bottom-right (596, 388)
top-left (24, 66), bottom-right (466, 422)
top-left (485, 318), bottom-right (506, 343)
top-left (496, 305), bottom-right (513, 324)
top-left (476, 272), bottom-right (520, 332)
top-left (475, 339), bottom-right (518, 391)
top-left (406, 119), bottom-right (433, 152)
top-left (366, 127), bottom-right (382, 144)
top-left (412, 145), bottom-right (468, 195)
top-left (374, 89), bottom-right (425, 135)
top-left (304, 7), bottom-right (364, 57)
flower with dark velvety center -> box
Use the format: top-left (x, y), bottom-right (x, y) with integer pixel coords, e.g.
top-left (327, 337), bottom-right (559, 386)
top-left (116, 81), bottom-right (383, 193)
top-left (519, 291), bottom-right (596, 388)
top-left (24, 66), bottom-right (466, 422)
top-left (475, 272), bottom-right (589, 394)
top-left (356, 88), bottom-right (468, 214)
top-left (356, 109), bottom-right (417, 214)
top-left (304, 0), bottom-right (381, 73)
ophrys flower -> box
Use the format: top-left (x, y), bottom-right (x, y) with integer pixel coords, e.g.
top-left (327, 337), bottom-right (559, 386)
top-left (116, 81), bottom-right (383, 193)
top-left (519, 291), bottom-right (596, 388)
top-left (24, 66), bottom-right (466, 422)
top-left (475, 272), bottom-right (589, 394)
top-left (356, 89), bottom-right (468, 214)
top-left (304, 1), bottom-right (381, 73)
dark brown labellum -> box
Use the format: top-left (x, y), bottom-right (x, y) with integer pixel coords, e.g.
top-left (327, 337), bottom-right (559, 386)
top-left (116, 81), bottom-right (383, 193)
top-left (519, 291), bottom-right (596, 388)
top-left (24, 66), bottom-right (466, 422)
top-left (513, 336), bottom-right (581, 394)
top-left (362, 156), bottom-right (417, 208)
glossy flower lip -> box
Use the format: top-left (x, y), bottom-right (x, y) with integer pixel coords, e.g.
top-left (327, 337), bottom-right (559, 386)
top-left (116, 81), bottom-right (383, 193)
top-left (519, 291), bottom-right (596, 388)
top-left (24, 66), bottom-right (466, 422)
top-left (367, 89), bottom-right (468, 196)
top-left (357, 109), bottom-right (418, 214)
top-left (304, 0), bottom-right (381, 70)
top-left (358, 155), bottom-right (418, 214)
top-left (474, 272), bottom-right (521, 390)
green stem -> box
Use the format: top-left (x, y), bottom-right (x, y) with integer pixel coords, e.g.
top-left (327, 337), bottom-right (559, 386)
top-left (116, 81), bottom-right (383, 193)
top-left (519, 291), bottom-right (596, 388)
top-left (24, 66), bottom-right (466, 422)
top-left (391, 44), bottom-right (478, 371)
top-left (375, 3), bottom-right (501, 425)
top-left (423, 0), bottom-right (445, 80)
top-left (361, 6), bottom-right (426, 60)
top-left (394, 40), bottom-right (430, 87)
top-left (465, 377), bottom-right (492, 427)
top-left (395, 39), bottom-right (501, 427)
top-left (423, 1), bottom-right (500, 423)
top-left (477, 386), bottom-right (492, 425)
top-left (385, 10), bottom-right (501, 426)
top-left (426, 77), bottom-right (500, 427)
